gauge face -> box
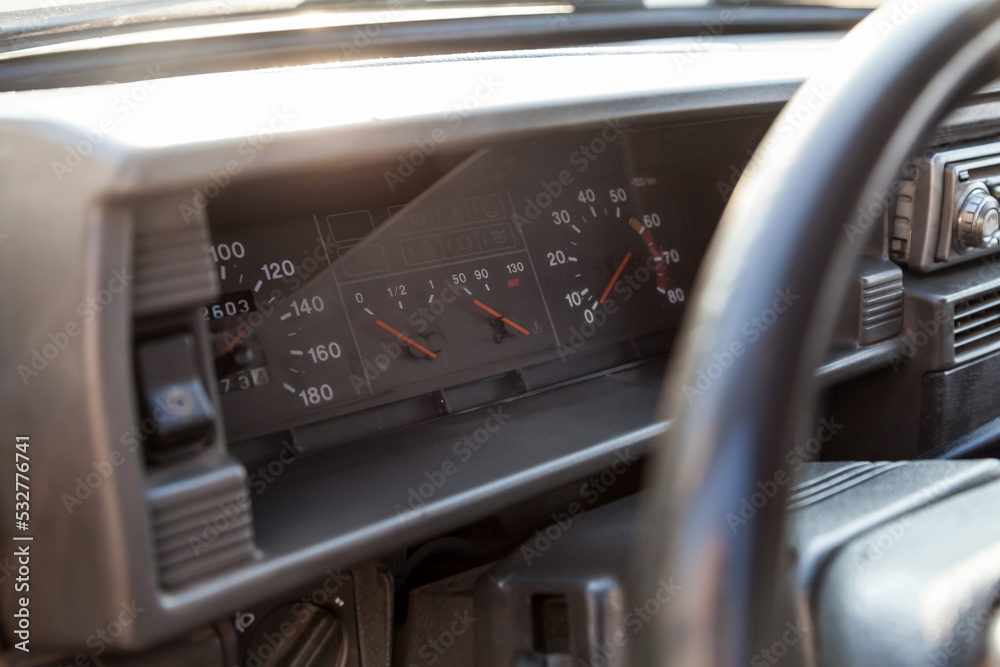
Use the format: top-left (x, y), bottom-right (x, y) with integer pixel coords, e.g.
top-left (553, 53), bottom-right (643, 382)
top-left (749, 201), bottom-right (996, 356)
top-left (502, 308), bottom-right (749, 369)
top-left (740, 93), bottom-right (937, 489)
top-left (332, 223), bottom-right (555, 395)
top-left (204, 149), bottom-right (701, 438)
top-left (521, 176), bottom-right (697, 355)
top-left (205, 218), bottom-right (359, 421)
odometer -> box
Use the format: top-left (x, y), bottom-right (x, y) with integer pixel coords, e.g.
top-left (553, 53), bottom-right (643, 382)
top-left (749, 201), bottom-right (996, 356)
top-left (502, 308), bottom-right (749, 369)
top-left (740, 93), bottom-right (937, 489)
top-left (206, 217), bottom-right (359, 420)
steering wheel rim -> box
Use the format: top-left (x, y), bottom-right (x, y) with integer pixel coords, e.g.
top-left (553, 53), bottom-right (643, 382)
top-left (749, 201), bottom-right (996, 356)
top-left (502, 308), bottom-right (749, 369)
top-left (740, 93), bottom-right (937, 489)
top-left (636, 1), bottom-right (1000, 665)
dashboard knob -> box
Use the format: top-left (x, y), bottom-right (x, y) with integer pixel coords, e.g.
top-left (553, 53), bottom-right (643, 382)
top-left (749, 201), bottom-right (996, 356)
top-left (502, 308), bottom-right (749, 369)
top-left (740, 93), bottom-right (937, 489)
top-left (955, 185), bottom-right (1000, 251)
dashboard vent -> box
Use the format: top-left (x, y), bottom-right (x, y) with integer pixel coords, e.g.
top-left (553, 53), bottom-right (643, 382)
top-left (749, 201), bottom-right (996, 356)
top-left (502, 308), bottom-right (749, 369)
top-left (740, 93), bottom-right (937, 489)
top-left (132, 197), bottom-right (219, 318)
top-left (953, 288), bottom-right (1000, 365)
top-left (149, 468), bottom-right (256, 589)
top-left (859, 270), bottom-right (904, 345)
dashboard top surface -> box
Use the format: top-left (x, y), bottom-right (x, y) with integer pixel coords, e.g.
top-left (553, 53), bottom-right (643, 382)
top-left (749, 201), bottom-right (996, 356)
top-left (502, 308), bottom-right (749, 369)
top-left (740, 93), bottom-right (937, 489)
top-left (0, 33), bottom-right (839, 154)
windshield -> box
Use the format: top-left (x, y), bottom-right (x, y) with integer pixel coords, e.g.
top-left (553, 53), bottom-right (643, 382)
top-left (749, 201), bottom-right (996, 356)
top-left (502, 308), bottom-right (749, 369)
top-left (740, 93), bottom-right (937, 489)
top-left (0, 0), bottom-right (882, 53)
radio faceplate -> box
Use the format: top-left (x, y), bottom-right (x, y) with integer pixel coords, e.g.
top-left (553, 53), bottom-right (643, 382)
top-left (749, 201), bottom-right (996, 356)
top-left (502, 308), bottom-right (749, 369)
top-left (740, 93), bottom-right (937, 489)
top-left (893, 141), bottom-right (1000, 272)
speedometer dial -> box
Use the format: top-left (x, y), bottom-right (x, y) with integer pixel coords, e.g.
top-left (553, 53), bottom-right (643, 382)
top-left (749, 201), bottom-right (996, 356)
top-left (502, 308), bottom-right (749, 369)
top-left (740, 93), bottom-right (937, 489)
top-left (525, 176), bottom-right (696, 353)
top-left (205, 217), bottom-right (360, 424)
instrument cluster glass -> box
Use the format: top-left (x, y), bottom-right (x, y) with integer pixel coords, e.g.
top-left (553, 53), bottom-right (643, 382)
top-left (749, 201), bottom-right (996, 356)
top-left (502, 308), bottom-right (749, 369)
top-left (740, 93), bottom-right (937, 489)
top-left (206, 132), bottom-right (702, 438)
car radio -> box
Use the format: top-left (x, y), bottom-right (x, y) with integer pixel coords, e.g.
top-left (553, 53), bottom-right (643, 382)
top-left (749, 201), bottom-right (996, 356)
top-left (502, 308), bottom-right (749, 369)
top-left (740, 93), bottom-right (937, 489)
top-left (893, 140), bottom-right (1000, 272)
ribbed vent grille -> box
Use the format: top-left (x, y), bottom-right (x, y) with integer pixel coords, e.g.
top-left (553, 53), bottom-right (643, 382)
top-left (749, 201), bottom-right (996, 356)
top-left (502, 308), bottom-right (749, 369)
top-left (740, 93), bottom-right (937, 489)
top-left (954, 288), bottom-right (1000, 364)
top-left (787, 462), bottom-right (904, 511)
top-left (862, 278), bottom-right (904, 330)
top-left (150, 479), bottom-right (256, 589)
top-left (858, 270), bottom-right (903, 344)
top-left (132, 199), bottom-right (219, 318)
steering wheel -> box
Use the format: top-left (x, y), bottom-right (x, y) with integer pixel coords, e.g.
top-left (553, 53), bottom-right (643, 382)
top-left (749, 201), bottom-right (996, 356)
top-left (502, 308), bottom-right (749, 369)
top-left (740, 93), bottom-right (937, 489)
top-left (635, 1), bottom-right (1000, 665)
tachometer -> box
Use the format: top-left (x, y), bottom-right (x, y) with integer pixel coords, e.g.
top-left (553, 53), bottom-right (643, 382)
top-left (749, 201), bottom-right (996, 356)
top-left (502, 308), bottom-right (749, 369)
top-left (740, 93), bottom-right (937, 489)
top-left (523, 176), bottom-right (696, 352)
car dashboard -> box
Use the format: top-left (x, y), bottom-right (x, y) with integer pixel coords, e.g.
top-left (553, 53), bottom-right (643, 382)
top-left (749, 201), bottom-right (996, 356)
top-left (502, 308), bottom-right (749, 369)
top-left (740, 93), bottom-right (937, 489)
top-left (9, 12), bottom-right (1000, 664)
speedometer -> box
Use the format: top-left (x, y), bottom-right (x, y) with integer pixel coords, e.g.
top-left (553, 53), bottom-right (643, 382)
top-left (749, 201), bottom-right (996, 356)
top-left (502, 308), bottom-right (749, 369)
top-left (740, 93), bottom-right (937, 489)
top-left (522, 175), bottom-right (696, 355)
top-left (205, 217), bottom-right (359, 424)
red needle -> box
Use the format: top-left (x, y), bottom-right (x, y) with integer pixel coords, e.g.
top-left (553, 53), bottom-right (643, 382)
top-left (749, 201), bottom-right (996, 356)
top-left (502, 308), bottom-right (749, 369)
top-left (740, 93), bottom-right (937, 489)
top-left (600, 251), bottom-right (632, 304)
top-left (375, 319), bottom-right (437, 359)
top-left (223, 329), bottom-right (247, 354)
top-left (473, 299), bottom-right (530, 336)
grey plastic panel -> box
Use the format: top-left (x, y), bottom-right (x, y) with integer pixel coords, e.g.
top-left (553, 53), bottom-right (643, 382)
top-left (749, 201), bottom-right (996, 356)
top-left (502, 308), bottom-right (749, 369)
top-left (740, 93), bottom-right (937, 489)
top-left (783, 460), bottom-right (1000, 667)
top-left (0, 35), bottom-right (849, 652)
top-left (131, 196), bottom-right (219, 319)
top-left (803, 464), bottom-right (1000, 666)
top-left (5, 30), bottom-right (1000, 655)
top-left (475, 495), bottom-right (640, 667)
top-left (147, 456), bottom-right (257, 589)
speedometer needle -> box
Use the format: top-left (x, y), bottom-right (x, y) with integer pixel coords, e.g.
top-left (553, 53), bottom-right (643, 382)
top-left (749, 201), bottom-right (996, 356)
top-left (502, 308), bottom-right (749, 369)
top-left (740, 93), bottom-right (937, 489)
top-left (473, 300), bottom-right (530, 336)
top-left (600, 251), bottom-right (632, 304)
top-left (375, 319), bottom-right (437, 359)
top-left (222, 329), bottom-right (248, 354)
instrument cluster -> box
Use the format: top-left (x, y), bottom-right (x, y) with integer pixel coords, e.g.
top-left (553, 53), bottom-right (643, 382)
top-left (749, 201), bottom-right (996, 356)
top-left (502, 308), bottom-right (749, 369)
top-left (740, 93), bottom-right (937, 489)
top-left (206, 132), bottom-right (704, 438)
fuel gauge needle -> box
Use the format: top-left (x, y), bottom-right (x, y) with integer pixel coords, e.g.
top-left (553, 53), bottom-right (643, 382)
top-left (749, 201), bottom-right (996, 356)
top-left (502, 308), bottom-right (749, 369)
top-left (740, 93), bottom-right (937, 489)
top-left (600, 251), bottom-right (632, 304)
top-left (375, 319), bottom-right (438, 359)
top-left (473, 300), bottom-right (530, 336)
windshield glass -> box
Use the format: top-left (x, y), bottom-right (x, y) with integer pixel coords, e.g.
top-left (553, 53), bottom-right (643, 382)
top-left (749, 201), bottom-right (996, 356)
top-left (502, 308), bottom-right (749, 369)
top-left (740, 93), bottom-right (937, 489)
top-left (0, 0), bottom-right (882, 53)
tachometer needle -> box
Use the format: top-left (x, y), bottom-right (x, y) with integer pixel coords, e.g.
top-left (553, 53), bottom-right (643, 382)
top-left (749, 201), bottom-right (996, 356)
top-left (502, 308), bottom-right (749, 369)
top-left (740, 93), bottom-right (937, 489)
top-left (600, 251), bottom-right (632, 304)
top-left (375, 319), bottom-right (437, 359)
top-left (473, 299), bottom-right (530, 336)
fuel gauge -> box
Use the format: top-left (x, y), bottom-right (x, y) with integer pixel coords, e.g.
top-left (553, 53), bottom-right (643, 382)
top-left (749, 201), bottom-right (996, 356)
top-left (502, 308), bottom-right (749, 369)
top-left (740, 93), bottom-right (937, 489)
top-left (343, 275), bottom-right (444, 394)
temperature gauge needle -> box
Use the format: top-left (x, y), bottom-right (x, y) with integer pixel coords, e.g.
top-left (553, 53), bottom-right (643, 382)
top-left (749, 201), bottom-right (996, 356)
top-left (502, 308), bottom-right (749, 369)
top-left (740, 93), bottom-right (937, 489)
top-left (375, 319), bottom-right (438, 359)
top-left (600, 251), bottom-right (632, 304)
top-left (473, 300), bottom-right (530, 336)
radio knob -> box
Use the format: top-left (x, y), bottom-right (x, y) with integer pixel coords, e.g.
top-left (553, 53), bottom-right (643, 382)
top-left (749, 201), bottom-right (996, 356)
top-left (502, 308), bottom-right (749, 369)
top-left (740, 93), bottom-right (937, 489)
top-left (955, 185), bottom-right (1000, 251)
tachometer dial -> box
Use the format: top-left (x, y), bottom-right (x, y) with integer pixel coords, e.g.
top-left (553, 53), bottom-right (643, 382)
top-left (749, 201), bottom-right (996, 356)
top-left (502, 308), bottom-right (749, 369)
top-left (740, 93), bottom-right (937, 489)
top-left (526, 177), bottom-right (696, 352)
